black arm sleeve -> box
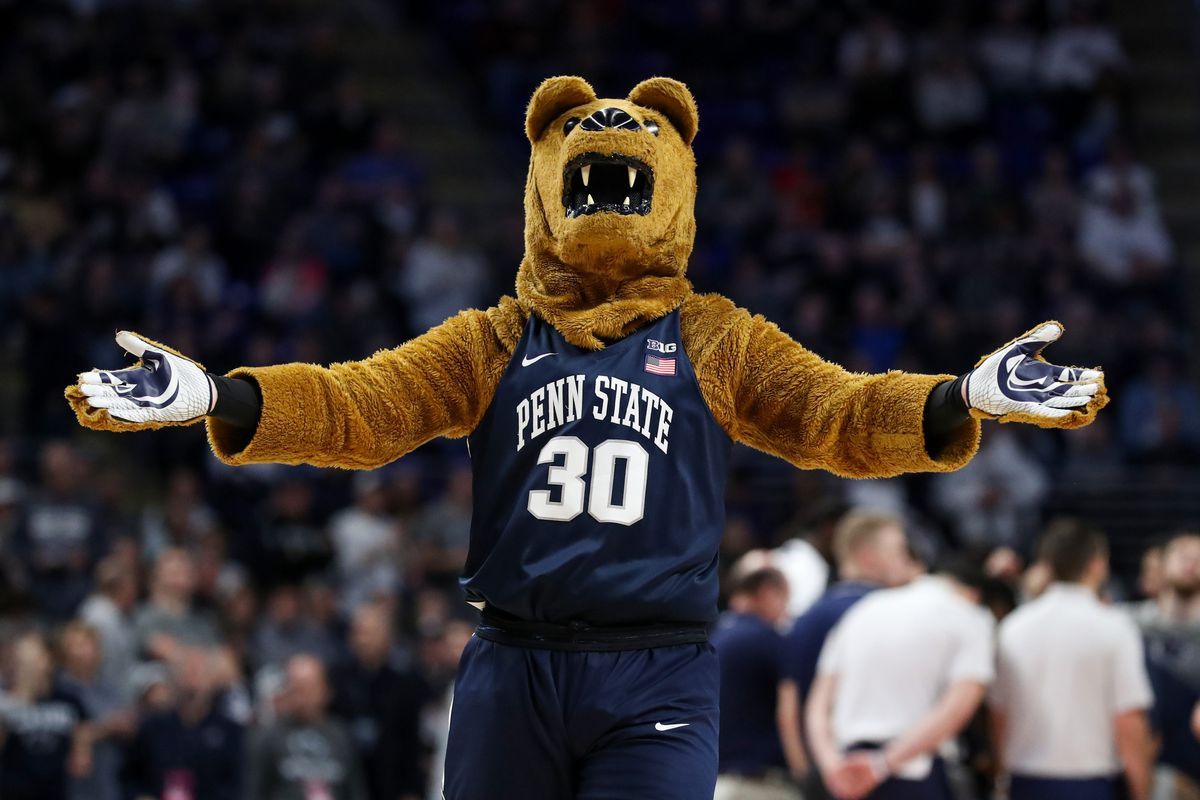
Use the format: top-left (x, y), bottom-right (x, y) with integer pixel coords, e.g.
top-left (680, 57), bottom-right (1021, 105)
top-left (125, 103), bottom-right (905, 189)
top-left (923, 375), bottom-right (971, 458)
top-left (208, 374), bottom-right (262, 429)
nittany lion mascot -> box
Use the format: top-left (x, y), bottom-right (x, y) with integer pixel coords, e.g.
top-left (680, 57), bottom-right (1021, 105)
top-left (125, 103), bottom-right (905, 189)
top-left (67, 77), bottom-right (1105, 800)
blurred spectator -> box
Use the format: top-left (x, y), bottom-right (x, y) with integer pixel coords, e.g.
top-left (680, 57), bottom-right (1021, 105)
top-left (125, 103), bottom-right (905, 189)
top-left (331, 604), bottom-right (430, 800)
top-left (931, 429), bottom-right (1049, 553)
top-left (250, 585), bottom-right (341, 673)
top-left (771, 501), bottom-right (846, 621)
top-left (1086, 141), bottom-right (1160, 216)
top-left (329, 473), bottom-right (402, 615)
top-left (1138, 543), bottom-right (1167, 604)
top-left (340, 118), bottom-right (422, 202)
top-left (255, 479), bottom-right (334, 587)
top-left (58, 622), bottom-right (130, 800)
top-left (247, 654), bottom-right (368, 800)
top-left (778, 510), bottom-right (915, 797)
top-left (699, 139), bottom-right (776, 245)
top-left (712, 562), bottom-right (795, 800)
top-left (394, 211), bottom-right (486, 334)
top-left (260, 221), bottom-right (330, 324)
top-left (1078, 183), bottom-right (1173, 288)
top-left (908, 148), bottom-right (948, 239)
top-left (1027, 149), bottom-right (1081, 249)
top-left (960, 143), bottom-right (1022, 237)
top-left (839, 13), bottom-right (910, 140)
top-left (1132, 533), bottom-right (1200, 794)
top-left (140, 469), bottom-right (220, 564)
top-left (977, 0), bottom-right (1039, 93)
top-left (122, 647), bottom-right (243, 800)
top-left (1039, 2), bottom-right (1125, 95)
top-left (992, 522), bottom-right (1153, 800)
top-left (1118, 353), bottom-right (1200, 463)
top-left (913, 49), bottom-right (986, 142)
top-left (77, 556), bottom-right (138, 697)
top-left (410, 465), bottom-right (473, 587)
top-left (134, 548), bottom-right (221, 662)
top-left (10, 442), bottom-right (106, 620)
top-left (147, 226), bottom-right (227, 311)
top-left (0, 632), bottom-right (93, 800)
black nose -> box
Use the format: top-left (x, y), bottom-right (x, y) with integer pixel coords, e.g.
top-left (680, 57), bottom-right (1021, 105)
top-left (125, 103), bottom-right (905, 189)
top-left (580, 107), bottom-right (641, 132)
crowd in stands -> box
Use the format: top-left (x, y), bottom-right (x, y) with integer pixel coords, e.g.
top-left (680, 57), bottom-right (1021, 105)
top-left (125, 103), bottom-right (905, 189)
top-left (0, 0), bottom-right (1195, 798)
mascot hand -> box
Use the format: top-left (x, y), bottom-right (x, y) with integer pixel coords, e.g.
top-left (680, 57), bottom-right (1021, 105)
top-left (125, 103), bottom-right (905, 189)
top-left (67, 331), bottom-right (214, 430)
top-left (965, 321), bottom-right (1108, 429)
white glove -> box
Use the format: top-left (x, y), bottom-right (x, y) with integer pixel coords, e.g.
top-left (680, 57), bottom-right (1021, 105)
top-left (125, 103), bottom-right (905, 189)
top-left (966, 321), bottom-right (1105, 426)
top-left (75, 331), bottom-right (215, 425)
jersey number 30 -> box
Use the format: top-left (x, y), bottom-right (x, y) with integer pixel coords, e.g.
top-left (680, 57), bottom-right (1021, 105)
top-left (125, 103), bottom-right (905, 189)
top-left (528, 436), bottom-right (648, 526)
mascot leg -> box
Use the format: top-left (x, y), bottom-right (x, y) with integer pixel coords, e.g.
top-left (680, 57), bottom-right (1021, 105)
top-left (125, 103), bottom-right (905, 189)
top-left (443, 636), bottom-right (573, 800)
top-left (574, 643), bottom-right (720, 800)
top-left (444, 638), bottom-right (719, 800)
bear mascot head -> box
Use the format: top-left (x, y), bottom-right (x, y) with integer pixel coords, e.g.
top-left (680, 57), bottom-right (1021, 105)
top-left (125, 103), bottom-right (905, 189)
top-left (517, 76), bottom-right (699, 349)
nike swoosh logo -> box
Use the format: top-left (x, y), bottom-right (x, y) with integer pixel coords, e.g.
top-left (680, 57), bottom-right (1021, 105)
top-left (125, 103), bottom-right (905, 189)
top-left (654, 722), bottom-right (690, 731)
top-left (1008, 373), bottom-right (1050, 387)
top-left (521, 353), bottom-right (556, 367)
top-left (999, 351), bottom-right (1064, 401)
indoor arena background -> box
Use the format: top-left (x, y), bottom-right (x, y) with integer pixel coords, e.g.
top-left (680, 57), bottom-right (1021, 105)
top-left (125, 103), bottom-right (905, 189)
top-left (0, 1), bottom-right (1196, 799)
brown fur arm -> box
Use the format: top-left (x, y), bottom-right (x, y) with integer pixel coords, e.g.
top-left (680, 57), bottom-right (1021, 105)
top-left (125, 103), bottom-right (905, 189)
top-left (206, 298), bottom-right (527, 469)
top-left (682, 294), bottom-right (980, 478)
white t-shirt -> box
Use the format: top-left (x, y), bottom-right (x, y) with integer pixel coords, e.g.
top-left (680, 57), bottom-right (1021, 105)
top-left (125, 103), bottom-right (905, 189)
top-left (818, 576), bottom-right (995, 777)
top-left (992, 583), bottom-right (1152, 778)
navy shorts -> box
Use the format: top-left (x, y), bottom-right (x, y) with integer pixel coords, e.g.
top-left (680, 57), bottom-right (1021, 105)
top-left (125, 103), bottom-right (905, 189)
top-left (1010, 775), bottom-right (1121, 800)
top-left (443, 634), bottom-right (720, 800)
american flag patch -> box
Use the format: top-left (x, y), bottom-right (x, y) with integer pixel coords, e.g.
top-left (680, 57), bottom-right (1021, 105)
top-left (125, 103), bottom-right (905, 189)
top-left (644, 354), bottom-right (676, 376)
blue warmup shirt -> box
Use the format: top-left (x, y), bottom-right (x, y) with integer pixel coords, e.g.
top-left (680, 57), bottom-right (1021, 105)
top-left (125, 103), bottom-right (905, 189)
top-left (462, 310), bottom-right (732, 625)
top-left (1145, 644), bottom-right (1200, 781)
top-left (711, 611), bottom-right (786, 773)
top-left (785, 581), bottom-right (877, 700)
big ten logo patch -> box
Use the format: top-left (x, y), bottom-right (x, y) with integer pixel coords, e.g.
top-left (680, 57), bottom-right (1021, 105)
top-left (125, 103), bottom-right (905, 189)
top-left (646, 339), bottom-right (677, 354)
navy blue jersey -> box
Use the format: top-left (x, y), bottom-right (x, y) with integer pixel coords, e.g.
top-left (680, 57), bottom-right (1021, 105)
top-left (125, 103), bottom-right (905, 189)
top-left (711, 611), bottom-right (787, 773)
top-left (784, 581), bottom-right (877, 700)
top-left (462, 309), bottom-right (732, 624)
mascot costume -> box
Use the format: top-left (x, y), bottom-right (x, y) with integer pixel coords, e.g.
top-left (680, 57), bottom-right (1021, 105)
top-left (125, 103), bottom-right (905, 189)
top-left (67, 77), bottom-right (1106, 799)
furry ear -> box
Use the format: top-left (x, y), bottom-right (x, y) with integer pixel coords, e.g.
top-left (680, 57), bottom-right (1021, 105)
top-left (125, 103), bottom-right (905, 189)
top-left (627, 77), bottom-right (698, 145)
top-left (526, 76), bottom-right (597, 142)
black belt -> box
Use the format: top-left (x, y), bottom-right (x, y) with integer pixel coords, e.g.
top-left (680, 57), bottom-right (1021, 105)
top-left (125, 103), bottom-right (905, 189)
top-left (475, 607), bottom-right (710, 652)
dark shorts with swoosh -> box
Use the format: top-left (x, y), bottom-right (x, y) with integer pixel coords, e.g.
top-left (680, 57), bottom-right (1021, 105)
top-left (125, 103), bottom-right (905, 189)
top-left (443, 631), bottom-right (720, 800)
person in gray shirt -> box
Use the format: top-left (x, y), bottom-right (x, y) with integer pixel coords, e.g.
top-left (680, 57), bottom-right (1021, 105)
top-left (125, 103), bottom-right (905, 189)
top-left (246, 654), bottom-right (368, 800)
top-left (77, 557), bottom-right (138, 698)
top-left (133, 548), bottom-right (220, 662)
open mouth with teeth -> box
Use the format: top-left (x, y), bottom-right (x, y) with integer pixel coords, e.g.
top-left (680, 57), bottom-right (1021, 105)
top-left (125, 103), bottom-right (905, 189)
top-left (562, 153), bottom-right (653, 219)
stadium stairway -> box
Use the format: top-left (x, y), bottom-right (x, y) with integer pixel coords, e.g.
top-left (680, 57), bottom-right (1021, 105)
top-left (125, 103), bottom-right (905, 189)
top-left (323, 2), bottom-right (519, 225)
top-left (1113, 0), bottom-right (1200, 323)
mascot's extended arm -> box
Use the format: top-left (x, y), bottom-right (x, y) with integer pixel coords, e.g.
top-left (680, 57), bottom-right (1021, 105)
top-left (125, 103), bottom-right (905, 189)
top-left (65, 299), bottom-right (528, 469)
top-left (681, 295), bottom-right (1106, 479)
